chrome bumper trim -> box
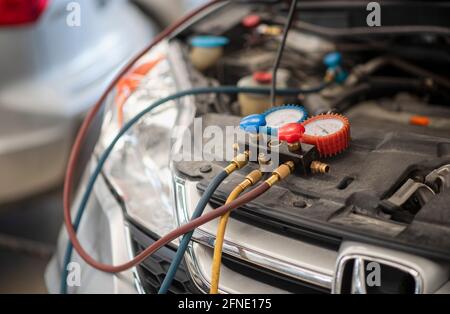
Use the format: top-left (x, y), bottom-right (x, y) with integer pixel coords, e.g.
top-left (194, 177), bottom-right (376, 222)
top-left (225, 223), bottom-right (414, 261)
top-left (173, 175), bottom-right (335, 293)
top-left (191, 229), bottom-right (333, 289)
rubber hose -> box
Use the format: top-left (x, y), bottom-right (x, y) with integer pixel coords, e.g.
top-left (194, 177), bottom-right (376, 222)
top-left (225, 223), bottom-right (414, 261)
top-left (158, 170), bottom-right (229, 294)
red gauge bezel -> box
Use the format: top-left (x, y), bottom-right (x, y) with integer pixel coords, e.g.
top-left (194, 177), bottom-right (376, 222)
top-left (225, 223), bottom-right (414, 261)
top-left (301, 114), bottom-right (351, 158)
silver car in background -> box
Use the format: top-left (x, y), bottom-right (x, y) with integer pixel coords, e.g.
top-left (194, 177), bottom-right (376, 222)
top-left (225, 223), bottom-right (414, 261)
top-left (0, 0), bottom-right (170, 203)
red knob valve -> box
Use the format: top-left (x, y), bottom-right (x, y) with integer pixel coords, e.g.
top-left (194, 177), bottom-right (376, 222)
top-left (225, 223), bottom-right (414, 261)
top-left (278, 123), bottom-right (305, 144)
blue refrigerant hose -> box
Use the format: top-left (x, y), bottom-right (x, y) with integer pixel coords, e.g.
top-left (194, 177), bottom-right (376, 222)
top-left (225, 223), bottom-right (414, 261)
top-left (158, 170), bottom-right (229, 294)
top-left (60, 84), bottom-right (326, 294)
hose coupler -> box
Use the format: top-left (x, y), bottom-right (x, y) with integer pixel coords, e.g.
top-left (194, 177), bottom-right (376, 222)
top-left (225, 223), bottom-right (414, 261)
top-left (238, 170), bottom-right (263, 190)
top-left (310, 161), bottom-right (331, 174)
top-left (266, 161), bottom-right (295, 186)
top-left (225, 152), bottom-right (250, 174)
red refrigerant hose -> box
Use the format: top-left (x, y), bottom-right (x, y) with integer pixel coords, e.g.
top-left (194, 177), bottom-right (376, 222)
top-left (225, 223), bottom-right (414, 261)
top-left (71, 182), bottom-right (270, 273)
top-left (63, 1), bottom-right (227, 272)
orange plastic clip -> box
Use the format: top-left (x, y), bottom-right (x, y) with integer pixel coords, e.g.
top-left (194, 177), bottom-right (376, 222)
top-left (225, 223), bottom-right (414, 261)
top-left (410, 115), bottom-right (430, 127)
top-left (116, 55), bottom-right (164, 127)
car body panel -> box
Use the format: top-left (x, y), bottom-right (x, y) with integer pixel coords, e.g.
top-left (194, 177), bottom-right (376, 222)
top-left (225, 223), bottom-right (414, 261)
top-left (45, 165), bottom-right (137, 294)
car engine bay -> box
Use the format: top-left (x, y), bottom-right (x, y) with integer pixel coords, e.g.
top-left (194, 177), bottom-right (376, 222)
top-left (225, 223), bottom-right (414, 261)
top-left (170, 2), bottom-right (450, 261)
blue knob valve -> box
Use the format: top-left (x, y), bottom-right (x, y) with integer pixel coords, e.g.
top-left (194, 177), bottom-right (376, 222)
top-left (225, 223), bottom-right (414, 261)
top-left (239, 114), bottom-right (266, 134)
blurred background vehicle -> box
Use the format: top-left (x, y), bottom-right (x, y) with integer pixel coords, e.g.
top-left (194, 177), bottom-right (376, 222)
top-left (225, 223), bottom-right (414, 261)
top-left (134, 0), bottom-right (202, 29)
top-left (0, 0), bottom-right (158, 203)
top-left (0, 0), bottom-right (202, 293)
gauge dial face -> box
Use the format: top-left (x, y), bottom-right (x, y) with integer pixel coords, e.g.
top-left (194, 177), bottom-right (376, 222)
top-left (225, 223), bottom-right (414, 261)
top-left (265, 108), bottom-right (306, 129)
top-left (304, 118), bottom-right (344, 137)
top-left (302, 114), bottom-right (351, 157)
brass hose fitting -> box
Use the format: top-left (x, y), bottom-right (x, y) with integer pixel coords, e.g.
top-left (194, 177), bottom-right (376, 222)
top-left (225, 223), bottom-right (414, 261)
top-left (265, 161), bottom-right (295, 187)
top-left (225, 151), bottom-right (250, 174)
top-left (310, 161), bottom-right (331, 174)
top-left (238, 170), bottom-right (263, 190)
top-left (287, 142), bottom-right (301, 152)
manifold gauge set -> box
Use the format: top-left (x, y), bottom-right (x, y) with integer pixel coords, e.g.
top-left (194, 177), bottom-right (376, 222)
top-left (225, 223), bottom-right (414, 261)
top-left (239, 105), bottom-right (352, 174)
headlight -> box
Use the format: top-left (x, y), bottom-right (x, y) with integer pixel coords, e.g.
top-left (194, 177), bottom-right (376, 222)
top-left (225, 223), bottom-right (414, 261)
top-left (96, 41), bottom-right (194, 238)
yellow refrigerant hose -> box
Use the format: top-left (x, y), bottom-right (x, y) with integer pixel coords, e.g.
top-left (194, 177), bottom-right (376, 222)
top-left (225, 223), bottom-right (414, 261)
top-left (209, 170), bottom-right (263, 294)
top-left (210, 161), bottom-right (295, 294)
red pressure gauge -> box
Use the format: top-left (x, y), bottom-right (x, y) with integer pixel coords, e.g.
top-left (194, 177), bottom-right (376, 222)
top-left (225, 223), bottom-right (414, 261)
top-left (301, 114), bottom-right (351, 157)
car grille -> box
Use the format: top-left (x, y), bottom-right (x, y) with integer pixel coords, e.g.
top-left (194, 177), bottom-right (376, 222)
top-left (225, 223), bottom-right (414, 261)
top-left (129, 222), bottom-right (331, 294)
top-left (130, 223), bottom-right (200, 294)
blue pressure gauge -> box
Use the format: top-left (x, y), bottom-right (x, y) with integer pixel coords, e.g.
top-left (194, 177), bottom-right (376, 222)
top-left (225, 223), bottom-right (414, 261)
top-left (239, 105), bottom-right (307, 136)
top-left (262, 105), bottom-right (307, 135)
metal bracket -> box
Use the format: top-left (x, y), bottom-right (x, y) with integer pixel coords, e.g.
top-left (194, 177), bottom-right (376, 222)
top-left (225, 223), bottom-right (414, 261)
top-left (425, 164), bottom-right (450, 193)
top-left (383, 179), bottom-right (435, 210)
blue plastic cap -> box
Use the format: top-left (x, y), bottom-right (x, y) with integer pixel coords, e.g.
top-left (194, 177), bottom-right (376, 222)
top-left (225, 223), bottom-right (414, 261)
top-left (190, 35), bottom-right (230, 48)
top-left (239, 114), bottom-right (266, 134)
top-left (324, 52), bottom-right (342, 69)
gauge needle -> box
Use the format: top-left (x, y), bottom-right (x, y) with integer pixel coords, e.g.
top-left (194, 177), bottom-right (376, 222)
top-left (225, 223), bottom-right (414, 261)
top-left (319, 126), bottom-right (330, 135)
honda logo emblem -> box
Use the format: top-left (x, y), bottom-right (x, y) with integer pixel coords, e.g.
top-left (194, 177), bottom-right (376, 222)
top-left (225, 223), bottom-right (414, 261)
top-left (333, 254), bottom-right (422, 294)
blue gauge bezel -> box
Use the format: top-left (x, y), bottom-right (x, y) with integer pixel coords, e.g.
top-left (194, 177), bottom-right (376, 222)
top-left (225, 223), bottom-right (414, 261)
top-left (261, 105), bottom-right (308, 136)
